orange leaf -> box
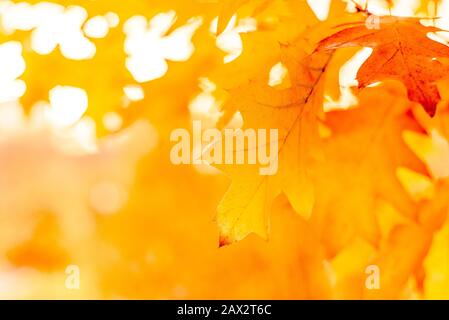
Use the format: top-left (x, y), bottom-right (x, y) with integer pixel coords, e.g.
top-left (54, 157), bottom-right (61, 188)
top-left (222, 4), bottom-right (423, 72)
top-left (317, 16), bottom-right (449, 116)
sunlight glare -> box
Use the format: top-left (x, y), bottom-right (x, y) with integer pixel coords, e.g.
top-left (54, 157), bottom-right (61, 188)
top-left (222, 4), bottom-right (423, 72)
top-left (211, 16), bottom-right (257, 63)
top-left (0, 1), bottom-right (96, 60)
top-left (306, 0), bottom-right (331, 21)
top-left (189, 78), bottom-right (222, 127)
top-left (83, 15), bottom-right (110, 39)
top-left (49, 86), bottom-right (88, 127)
top-left (0, 41), bottom-right (26, 103)
top-left (268, 62), bottom-right (289, 87)
top-left (324, 48), bottom-right (372, 111)
top-left (123, 84), bottom-right (145, 101)
top-left (124, 12), bottom-right (202, 83)
top-left (103, 112), bottom-right (123, 132)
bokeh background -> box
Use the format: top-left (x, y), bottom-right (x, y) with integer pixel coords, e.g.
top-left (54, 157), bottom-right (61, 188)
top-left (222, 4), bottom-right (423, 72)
top-left (1, 0), bottom-right (449, 299)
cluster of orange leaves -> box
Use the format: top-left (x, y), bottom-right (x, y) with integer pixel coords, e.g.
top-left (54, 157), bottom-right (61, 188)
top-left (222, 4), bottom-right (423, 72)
top-left (2, 0), bottom-right (449, 299)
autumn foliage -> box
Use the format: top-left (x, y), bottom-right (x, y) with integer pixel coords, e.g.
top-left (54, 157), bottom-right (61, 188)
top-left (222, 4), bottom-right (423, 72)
top-left (1, 0), bottom-right (449, 300)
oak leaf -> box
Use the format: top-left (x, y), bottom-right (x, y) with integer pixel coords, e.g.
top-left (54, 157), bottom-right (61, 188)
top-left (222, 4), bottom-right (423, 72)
top-left (216, 39), bottom-right (333, 245)
top-left (316, 16), bottom-right (449, 116)
top-left (311, 84), bottom-right (428, 256)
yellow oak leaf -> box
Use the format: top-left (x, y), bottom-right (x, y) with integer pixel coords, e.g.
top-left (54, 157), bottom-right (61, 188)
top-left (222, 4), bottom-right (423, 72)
top-left (216, 39), bottom-right (333, 245)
